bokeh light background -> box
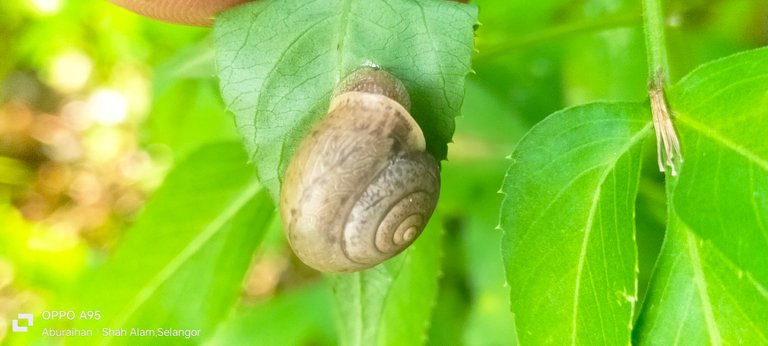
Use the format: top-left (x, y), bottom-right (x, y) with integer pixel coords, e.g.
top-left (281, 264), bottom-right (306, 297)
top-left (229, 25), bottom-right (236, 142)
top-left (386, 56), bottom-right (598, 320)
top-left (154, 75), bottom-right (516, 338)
top-left (0, 1), bottom-right (238, 340)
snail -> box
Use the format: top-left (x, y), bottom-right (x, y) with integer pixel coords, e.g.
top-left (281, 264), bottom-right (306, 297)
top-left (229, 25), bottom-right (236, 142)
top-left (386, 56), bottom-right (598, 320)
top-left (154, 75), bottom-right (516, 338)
top-left (279, 67), bottom-right (441, 272)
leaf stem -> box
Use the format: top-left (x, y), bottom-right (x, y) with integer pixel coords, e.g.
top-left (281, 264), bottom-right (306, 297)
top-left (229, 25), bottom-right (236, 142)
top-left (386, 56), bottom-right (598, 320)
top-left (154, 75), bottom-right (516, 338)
top-left (642, 0), bottom-right (682, 174)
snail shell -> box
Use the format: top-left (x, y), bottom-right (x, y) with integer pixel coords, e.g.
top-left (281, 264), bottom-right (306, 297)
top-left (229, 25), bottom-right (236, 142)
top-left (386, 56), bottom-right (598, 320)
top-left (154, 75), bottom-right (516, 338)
top-left (280, 68), bottom-right (440, 272)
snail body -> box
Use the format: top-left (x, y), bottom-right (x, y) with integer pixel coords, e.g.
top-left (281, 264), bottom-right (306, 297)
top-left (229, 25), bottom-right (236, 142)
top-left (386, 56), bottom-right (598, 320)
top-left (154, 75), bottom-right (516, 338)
top-left (280, 68), bottom-right (440, 272)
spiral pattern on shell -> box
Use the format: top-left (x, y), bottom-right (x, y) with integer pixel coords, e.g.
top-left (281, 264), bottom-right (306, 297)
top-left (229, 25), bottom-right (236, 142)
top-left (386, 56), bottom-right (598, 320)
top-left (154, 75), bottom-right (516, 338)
top-left (280, 68), bottom-right (440, 272)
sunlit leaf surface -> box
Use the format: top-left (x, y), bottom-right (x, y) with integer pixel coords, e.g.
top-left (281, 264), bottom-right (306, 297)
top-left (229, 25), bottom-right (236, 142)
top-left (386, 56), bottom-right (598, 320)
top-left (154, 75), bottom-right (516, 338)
top-left (500, 102), bottom-right (650, 344)
top-left (635, 47), bottom-right (768, 344)
top-left (74, 142), bottom-right (273, 345)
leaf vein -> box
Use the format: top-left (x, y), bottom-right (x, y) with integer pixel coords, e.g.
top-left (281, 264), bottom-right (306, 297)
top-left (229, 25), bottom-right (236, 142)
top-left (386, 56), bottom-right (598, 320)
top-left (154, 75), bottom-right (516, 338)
top-left (104, 180), bottom-right (263, 341)
top-left (571, 122), bottom-right (652, 343)
top-left (676, 115), bottom-right (768, 172)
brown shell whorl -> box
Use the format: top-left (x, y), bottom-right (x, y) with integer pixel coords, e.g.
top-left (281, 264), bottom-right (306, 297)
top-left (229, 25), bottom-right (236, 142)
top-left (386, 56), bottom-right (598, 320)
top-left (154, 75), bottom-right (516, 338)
top-left (280, 67), bottom-right (439, 272)
top-left (334, 67), bottom-right (411, 111)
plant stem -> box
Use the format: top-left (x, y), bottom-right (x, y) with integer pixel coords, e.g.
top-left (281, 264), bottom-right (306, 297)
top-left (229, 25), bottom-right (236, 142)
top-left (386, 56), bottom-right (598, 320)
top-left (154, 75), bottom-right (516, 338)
top-left (642, 0), bottom-right (669, 83)
top-left (641, 0), bottom-right (682, 175)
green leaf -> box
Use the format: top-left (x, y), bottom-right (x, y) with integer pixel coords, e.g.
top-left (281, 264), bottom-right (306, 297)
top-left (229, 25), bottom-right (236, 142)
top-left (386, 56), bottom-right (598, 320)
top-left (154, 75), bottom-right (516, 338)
top-left (213, 0), bottom-right (477, 200)
top-left (145, 79), bottom-right (239, 159)
top-left (331, 216), bottom-right (441, 346)
top-left (206, 284), bottom-right (337, 345)
top-left (74, 142), bottom-right (273, 345)
top-left (500, 103), bottom-right (652, 344)
top-left (145, 41), bottom-right (239, 160)
top-left (635, 47), bottom-right (768, 343)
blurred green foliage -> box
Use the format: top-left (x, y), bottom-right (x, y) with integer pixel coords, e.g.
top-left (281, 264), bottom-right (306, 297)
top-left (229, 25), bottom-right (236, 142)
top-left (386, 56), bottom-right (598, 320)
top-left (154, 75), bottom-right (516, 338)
top-left (0, 0), bottom-right (766, 345)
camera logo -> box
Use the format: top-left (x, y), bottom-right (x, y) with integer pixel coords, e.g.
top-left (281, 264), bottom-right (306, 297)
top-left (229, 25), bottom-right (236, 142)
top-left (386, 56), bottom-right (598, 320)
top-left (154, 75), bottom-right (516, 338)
top-left (12, 313), bottom-right (34, 332)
